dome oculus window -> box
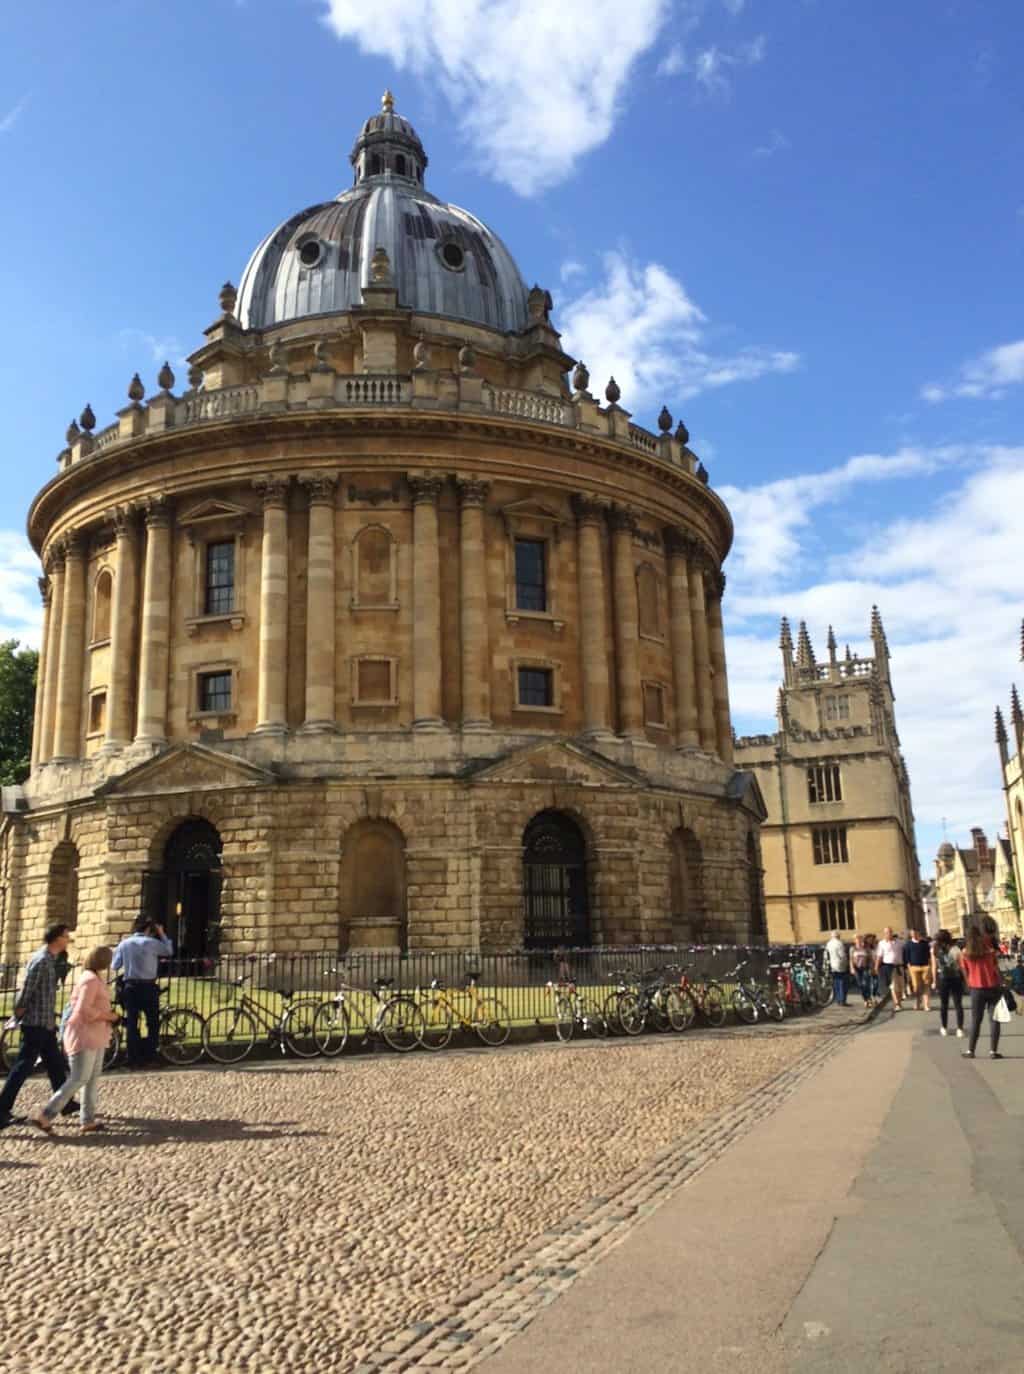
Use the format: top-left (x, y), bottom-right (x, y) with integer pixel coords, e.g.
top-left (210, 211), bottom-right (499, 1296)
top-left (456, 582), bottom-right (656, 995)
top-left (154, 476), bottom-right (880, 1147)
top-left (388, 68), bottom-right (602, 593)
top-left (439, 240), bottom-right (466, 272)
top-left (297, 238), bottom-right (325, 269)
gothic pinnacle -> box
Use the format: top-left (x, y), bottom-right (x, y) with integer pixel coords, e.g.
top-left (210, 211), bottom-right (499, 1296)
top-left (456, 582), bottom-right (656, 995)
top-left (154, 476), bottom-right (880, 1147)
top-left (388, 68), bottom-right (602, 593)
top-left (826, 625), bottom-right (837, 656)
top-left (779, 616), bottom-right (793, 652)
top-left (996, 705), bottom-right (1008, 744)
top-left (796, 620), bottom-right (815, 667)
top-left (1012, 684), bottom-right (1023, 727)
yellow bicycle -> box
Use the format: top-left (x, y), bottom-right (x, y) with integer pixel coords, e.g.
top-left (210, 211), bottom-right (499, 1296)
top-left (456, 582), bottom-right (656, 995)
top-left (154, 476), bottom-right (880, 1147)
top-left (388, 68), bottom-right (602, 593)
top-left (416, 973), bottom-right (511, 1049)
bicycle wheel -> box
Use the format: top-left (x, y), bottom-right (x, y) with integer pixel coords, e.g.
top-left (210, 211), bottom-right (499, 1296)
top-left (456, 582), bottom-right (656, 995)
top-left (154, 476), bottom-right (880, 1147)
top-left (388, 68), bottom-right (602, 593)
top-left (379, 996), bottom-right (424, 1052)
top-left (159, 1009), bottom-right (204, 1065)
top-left (554, 995), bottom-right (575, 1043)
top-left (649, 987), bottom-right (674, 1032)
top-left (701, 982), bottom-right (727, 1028)
top-left (312, 1000), bottom-right (350, 1056)
top-left (732, 986), bottom-right (759, 1025)
top-left (103, 1024), bottom-right (123, 1070)
top-left (667, 986), bottom-right (696, 1031)
top-left (474, 997), bottom-right (511, 1047)
top-left (419, 998), bottom-right (455, 1051)
top-left (602, 992), bottom-right (625, 1034)
top-left (281, 1000), bottom-right (322, 1058)
top-left (616, 992), bottom-right (645, 1036)
top-left (202, 1006), bottom-right (257, 1064)
top-left (577, 997), bottom-right (609, 1038)
top-left (817, 976), bottom-right (834, 1008)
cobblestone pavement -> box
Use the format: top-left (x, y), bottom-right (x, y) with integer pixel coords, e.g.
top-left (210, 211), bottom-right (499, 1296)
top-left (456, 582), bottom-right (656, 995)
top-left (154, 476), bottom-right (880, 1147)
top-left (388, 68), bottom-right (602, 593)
top-left (0, 1027), bottom-right (846, 1374)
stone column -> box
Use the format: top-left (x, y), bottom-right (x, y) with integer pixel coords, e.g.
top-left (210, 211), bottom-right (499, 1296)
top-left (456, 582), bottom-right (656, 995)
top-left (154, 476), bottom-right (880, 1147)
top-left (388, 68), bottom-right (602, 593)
top-left (30, 575), bottom-right (52, 771)
top-left (135, 497), bottom-right (172, 746)
top-left (572, 495), bottom-right (612, 738)
top-left (52, 532), bottom-right (88, 762)
top-left (609, 506), bottom-right (644, 739)
top-left (664, 527), bottom-right (700, 748)
top-left (456, 477), bottom-right (491, 730)
top-left (38, 548), bottom-right (65, 765)
top-left (409, 474), bottom-right (444, 729)
top-left (105, 506), bottom-right (140, 751)
top-left (254, 476), bottom-right (291, 734)
top-left (299, 474), bottom-right (338, 730)
top-left (706, 571), bottom-right (734, 764)
top-left (687, 543), bottom-right (717, 752)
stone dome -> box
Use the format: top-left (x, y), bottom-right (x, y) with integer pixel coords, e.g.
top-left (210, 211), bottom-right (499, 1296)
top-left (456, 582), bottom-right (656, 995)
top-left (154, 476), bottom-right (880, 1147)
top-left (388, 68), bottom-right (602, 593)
top-left (236, 92), bottom-right (531, 335)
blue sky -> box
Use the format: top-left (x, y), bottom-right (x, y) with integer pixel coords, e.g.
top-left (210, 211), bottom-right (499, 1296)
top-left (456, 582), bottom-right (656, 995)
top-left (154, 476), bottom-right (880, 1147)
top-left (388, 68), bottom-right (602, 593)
top-left (2, 1), bottom-right (1023, 867)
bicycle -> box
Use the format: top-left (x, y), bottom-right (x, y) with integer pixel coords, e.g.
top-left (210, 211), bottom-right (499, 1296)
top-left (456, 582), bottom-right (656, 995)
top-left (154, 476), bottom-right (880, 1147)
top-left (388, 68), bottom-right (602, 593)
top-left (312, 970), bottom-right (425, 1055)
top-left (415, 972), bottom-right (511, 1050)
top-left (608, 967), bottom-right (688, 1036)
top-left (548, 979), bottom-right (609, 1043)
top-left (202, 965), bottom-right (323, 1064)
top-left (110, 980), bottom-right (205, 1067)
top-left (725, 960), bottom-right (785, 1024)
top-left (672, 960), bottom-right (727, 1028)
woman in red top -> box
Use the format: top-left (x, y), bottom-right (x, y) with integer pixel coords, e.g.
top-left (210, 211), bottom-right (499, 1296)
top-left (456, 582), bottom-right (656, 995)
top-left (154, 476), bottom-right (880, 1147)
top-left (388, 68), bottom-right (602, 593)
top-left (961, 923), bottom-right (1004, 1060)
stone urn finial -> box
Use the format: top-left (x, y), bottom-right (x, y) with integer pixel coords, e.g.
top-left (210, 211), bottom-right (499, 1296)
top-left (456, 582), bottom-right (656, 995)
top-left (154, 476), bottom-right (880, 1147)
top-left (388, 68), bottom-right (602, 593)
top-left (188, 363), bottom-right (204, 392)
top-left (157, 361), bottom-right (175, 394)
top-left (605, 376), bottom-right (621, 406)
top-left (370, 246), bottom-right (392, 284)
top-left (219, 280), bottom-right (238, 316)
top-left (571, 360), bottom-right (590, 394)
top-left (696, 461), bottom-right (709, 485)
top-left (65, 419), bottom-right (80, 446)
top-left (658, 405), bottom-right (672, 433)
top-left (458, 341), bottom-right (477, 374)
top-left (127, 372), bottom-right (145, 404)
top-left (80, 403), bottom-right (96, 433)
top-left (675, 418), bottom-right (690, 446)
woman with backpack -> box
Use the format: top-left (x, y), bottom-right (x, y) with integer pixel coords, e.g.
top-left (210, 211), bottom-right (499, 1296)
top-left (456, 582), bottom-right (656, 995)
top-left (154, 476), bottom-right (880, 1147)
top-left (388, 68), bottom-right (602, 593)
top-left (961, 923), bottom-right (1004, 1061)
top-left (930, 929), bottom-right (965, 1039)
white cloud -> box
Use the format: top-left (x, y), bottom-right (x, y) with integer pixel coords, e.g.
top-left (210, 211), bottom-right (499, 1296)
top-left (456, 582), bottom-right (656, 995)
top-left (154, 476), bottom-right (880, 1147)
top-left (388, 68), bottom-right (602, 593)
top-left (0, 96), bottom-right (28, 135)
top-left (320, 0), bottom-right (670, 195)
top-left (118, 329), bottom-right (189, 374)
top-left (723, 445), bottom-right (1024, 861)
top-left (656, 43), bottom-right (686, 77)
top-left (753, 128), bottom-right (789, 158)
top-left (693, 35), bottom-right (766, 94)
top-left (921, 340), bottom-right (1024, 402)
top-left (559, 259), bottom-right (585, 285)
top-left (559, 250), bottom-right (798, 412)
top-left (0, 532), bottom-right (43, 647)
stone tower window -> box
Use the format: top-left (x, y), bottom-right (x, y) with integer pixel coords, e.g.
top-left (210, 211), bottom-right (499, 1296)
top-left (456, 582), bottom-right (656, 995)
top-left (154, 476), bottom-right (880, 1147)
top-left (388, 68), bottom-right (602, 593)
top-left (514, 539), bottom-right (547, 612)
top-left (353, 657), bottom-right (397, 706)
top-left (205, 541), bottom-right (236, 616)
top-left (198, 670), bottom-right (232, 715)
top-left (808, 763), bottom-right (842, 804)
top-left (642, 681), bottom-right (666, 726)
top-left (92, 569), bottom-right (113, 644)
top-left (818, 897), bottom-right (855, 932)
top-left (88, 691), bottom-right (107, 737)
top-left (518, 666), bottom-right (553, 708)
top-left (823, 694), bottom-right (850, 723)
top-left (812, 825), bottom-right (849, 864)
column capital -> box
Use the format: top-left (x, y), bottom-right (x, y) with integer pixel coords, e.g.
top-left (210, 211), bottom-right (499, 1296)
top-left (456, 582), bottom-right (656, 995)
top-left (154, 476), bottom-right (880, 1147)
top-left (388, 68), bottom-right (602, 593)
top-left (38, 576), bottom-right (50, 607)
top-left (298, 472), bottom-right (338, 506)
top-left (253, 474), bottom-right (291, 508)
top-left (141, 494), bottom-right (171, 529)
top-left (110, 503), bottom-right (139, 537)
top-left (63, 529), bottom-right (87, 560)
top-left (708, 569), bottom-right (726, 599)
top-left (408, 473), bottom-right (444, 506)
top-left (572, 494), bottom-right (608, 527)
top-left (455, 476), bottom-right (490, 508)
top-left (663, 525), bottom-right (689, 559)
top-left (43, 542), bottom-right (64, 574)
top-left (608, 504), bottom-right (638, 534)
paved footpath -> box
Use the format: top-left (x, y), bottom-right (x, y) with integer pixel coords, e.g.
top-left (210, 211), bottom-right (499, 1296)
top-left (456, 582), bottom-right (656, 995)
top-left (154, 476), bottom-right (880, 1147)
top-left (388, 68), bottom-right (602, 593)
top-left (482, 1008), bottom-right (1024, 1374)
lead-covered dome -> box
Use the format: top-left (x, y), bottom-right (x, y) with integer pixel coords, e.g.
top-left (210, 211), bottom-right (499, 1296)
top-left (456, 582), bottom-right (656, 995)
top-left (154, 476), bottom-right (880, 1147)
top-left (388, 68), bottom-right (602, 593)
top-left (236, 92), bottom-right (531, 335)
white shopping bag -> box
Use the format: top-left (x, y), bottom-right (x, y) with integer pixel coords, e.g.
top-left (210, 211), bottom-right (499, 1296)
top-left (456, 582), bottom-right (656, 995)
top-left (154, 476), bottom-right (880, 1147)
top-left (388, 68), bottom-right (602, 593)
top-left (994, 996), bottom-right (1012, 1024)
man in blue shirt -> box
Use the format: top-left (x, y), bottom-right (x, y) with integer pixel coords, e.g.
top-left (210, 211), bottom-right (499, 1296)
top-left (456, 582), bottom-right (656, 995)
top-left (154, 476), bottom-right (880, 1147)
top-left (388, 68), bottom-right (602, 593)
top-left (112, 917), bottom-right (174, 1068)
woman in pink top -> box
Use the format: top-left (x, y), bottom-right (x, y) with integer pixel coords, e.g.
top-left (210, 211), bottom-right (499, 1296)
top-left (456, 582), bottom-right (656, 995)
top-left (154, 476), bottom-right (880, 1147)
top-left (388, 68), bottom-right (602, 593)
top-left (31, 946), bottom-right (119, 1133)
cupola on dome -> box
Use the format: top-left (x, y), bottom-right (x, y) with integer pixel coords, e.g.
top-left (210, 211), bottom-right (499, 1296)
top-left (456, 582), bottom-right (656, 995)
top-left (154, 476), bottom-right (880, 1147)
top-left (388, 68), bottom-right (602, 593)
top-left (236, 92), bottom-right (531, 334)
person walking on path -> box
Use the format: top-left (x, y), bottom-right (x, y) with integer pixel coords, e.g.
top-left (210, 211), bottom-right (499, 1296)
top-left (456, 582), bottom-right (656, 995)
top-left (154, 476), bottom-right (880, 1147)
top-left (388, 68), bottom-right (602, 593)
top-left (930, 929), bottom-right (965, 1038)
top-left (825, 930), bottom-right (850, 1006)
top-left (874, 927), bottom-right (905, 1011)
top-left (0, 924), bottom-right (76, 1129)
top-left (864, 933), bottom-right (880, 1002)
top-left (850, 935), bottom-right (874, 1006)
top-left (905, 930), bottom-right (932, 1011)
top-left (30, 946), bottom-right (120, 1134)
top-left (112, 917), bottom-right (173, 1068)
top-left (961, 923), bottom-right (1004, 1060)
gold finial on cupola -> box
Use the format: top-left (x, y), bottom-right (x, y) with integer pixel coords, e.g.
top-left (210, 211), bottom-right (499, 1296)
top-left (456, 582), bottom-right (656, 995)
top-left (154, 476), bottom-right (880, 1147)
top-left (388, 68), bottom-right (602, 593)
top-left (382, 88), bottom-right (395, 114)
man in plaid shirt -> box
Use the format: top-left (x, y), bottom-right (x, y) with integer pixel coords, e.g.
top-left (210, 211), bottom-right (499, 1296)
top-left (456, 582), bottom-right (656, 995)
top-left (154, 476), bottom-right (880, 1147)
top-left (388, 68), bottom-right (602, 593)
top-left (0, 923), bottom-right (74, 1128)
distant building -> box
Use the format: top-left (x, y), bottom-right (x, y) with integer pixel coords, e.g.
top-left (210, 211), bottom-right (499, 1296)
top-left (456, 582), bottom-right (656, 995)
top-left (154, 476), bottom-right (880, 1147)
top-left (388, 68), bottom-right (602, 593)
top-left (734, 609), bottom-right (920, 944)
top-left (920, 878), bottom-right (939, 937)
top-left (995, 622), bottom-right (1024, 943)
top-left (934, 829), bottom-right (995, 937)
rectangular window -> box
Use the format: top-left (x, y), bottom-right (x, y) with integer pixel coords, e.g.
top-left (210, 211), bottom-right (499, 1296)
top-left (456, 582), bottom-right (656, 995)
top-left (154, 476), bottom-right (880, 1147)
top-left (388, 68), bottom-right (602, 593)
top-left (514, 538), bottom-right (547, 613)
top-left (88, 692), bottom-right (107, 736)
top-left (643, 682), bottom-right (666, 726)
top-left (812, 826), bottom-right (849, 865)
top-left (824, 694), bottom-right (850, 722)
top-left (356, 659), bottom-right (394, 704)
top-left (808, 763), bottom-right (842, 804)
top-left (518, 667), bottom-right (553, 708)
top-left (205, 541), bottom-right (236, 616)
top-left (818, 897), bottom-right (855, 932)
top-left (198, 671), bottom-right (232, 714)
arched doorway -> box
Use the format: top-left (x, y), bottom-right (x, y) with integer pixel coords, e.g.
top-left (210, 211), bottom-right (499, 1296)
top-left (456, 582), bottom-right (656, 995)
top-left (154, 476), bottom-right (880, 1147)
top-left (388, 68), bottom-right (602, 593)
top-left (669, 827), bottom-right (704, 943)
top-left (339, 819), bottom-right (407, 952)
top-left (523, 811), bottom-right (590, 949)
top-left (145, 819), bottom-right (223, 965)
top-left (47, 842), bottom-right (80, 930)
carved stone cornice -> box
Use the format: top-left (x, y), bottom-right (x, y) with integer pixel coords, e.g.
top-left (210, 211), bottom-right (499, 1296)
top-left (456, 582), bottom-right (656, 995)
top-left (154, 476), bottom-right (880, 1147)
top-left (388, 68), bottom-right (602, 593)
top-left (63, 530), bottom-right (87, 560)
top-left (408, 474), bottom-right (444, 506)
top-left (455, 476), bottom-right (490, 509)
top-left (608, 505), bottom-right (637, 534)
top-left (298, 472), bottom-right (338, 507)
top-left (141, 494), bottom-right (171, 529)
top-left (571, 494), bottom-right (608, 527)
top-left (708, 569), bottom-right (726, 599)
top-left (253, 475), bottom-right (291, 508)
top-left (38, 576), bottom-right (50, 607)
top-left (43, 542), bottom-right (64, 574)
top-left (662, 525), bottom-right (688, 560)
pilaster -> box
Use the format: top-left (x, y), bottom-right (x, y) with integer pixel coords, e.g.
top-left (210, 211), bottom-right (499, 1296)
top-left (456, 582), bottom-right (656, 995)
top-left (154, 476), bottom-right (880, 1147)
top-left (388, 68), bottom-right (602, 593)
top-left (609, 506), bottom-right (644, 740)
top-left (299, 473), bottom-right (338, 731)
top-left (253, 476), bottom-right (291, 735)
top-left (572, 495), bottom-right (612, 738)
top-left (135, 497), bottom-right (172, 746)
top-left (456, 477), bottom-right (492, 730)
top-left (409, 474), bottom-right (445, 730)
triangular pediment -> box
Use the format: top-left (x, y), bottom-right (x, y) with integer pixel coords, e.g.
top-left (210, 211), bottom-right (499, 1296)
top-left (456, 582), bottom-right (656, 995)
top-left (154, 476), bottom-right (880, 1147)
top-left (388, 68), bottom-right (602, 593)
top-left (97, 744), bottom-right (276, 797)
top-left (727, 768), bottom-right (769, 822)
top-left (177, 498), bottom-right (254, 526)
top-left (500, 500), bottom-right (563, 525)
top-left (466, 739), bottom-right (642, 788)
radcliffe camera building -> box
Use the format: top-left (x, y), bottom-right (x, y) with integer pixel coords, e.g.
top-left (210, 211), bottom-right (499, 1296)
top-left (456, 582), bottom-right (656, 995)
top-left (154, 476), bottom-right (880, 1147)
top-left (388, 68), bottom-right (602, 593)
top-left (0, 95), bottom-right (768, 963)
top-left (734, 611), bottom-right (920, 944)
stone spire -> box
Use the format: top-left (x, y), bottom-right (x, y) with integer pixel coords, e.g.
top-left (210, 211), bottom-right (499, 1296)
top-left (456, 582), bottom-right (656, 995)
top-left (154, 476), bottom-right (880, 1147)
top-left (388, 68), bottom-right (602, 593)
top-left (996, 705), bottom-right (1009, 764)
top-left (796, 620), bottom-right (816, 670)
top-left (780, 616), bottom-right (794, 685)
top-left (826, 624), bottom-right (838, 677)
top-left (1012, 685), bottom-right (1024, 757)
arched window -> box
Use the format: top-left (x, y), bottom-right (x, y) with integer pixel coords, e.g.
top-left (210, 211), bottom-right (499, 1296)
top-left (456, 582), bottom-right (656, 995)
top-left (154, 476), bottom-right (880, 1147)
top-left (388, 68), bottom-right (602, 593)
top-left (371, 154), bottom-right (383, 176)
top-left (636, 563), bottom-right (661, 638)
top-left (523, 811), bottom-right (590, 949)
top-left (47, 842), bottom-right (80, 931)
top-left (340, 819), bottom-right (407, 952)
top-left (395, 154), bottom-right (406, 177)
top-left (92, 569), bottom-right (113, 643)
top-left (353, 525), bottom-right (396, 607)
top-left (669, 827), bottom-right (704, 943)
